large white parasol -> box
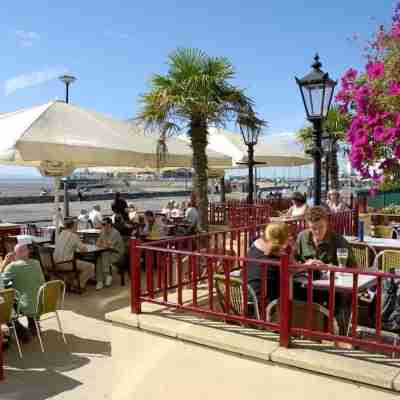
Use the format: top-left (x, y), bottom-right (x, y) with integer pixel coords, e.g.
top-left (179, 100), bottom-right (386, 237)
top-left (0, 101), bottom-right (231, 229)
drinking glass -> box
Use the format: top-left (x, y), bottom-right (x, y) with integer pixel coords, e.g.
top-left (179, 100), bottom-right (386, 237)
top-left (337, 248), bottom-right (349, 268)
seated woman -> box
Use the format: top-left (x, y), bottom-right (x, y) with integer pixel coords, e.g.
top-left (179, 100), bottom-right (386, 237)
top-left (326, 190), bottom-right (349, 213)
top-left (170, 201), bottom-right (183, 219)
top-left (161, 200), bottom-right (174, 219)
top-left (128, 204), bottom-right (139, 223)
top-left (247, 223), bottom-right (289, 309)
top-left (286, 192), bottom-right (308, 218)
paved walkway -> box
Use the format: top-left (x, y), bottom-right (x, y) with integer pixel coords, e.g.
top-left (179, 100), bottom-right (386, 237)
top-left (112, 324), bottom-right (399, 400)
top-left (2, 276), bottom-right (398, 399)
top-left (1, 281), bottom-right (130, 399)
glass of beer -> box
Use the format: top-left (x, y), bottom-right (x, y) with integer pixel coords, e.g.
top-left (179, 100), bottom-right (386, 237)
top-left (337, 248), bottom-right (348, 268)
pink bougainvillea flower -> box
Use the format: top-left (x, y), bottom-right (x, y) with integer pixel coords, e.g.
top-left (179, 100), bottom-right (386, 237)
top-left (343, 68), bottom-right (358, 81)
top-left (392, 21), bottom-right (400, 38)
top-left (386, 127), bottom-right (399, 143)
top-left (366, 61), bottom-right (385, 79)
top-left (388, 81), bottom-right (400, 95)
top-left (373, 125), bottom-right (386, 141)
top-left (394, 145), bottom-right (400, 158)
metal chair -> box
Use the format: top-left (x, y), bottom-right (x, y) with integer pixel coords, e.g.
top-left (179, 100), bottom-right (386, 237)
top-left (374, 250), bottom-right (400, 273)
top-left (351, 242), bottom-right (377, 271)
top-left (33, 280), bottom-right (67, 352)
top-left (266, 299), bottom-right (339, 335)
top-left (0, 289), bottom-right (22, 358)
top-left (214, 274), bottom-right (260, 319)
top-left (373, 225), bottom-right (396, 239)
top-left (37, 246), bottom-right (82, 293)
top-left (3, 237), bottom-right (17, 254)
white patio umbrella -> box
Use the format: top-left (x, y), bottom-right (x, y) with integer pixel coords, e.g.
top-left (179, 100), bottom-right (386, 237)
top-left (204, 128), bottom-right (312, 167)
top-left (0, 101), bottom-right (231, 229)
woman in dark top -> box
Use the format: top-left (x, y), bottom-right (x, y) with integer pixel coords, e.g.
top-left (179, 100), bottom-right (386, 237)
top-left (247, 223), bottom-right (289, 306)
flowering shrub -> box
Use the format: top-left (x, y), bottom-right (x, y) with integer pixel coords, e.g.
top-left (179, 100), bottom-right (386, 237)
top-left (336, 3), bottom-right (400, 189)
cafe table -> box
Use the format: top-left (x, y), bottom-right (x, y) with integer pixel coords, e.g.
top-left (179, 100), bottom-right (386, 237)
top-left (345, 235), bottom-right (400, 251)
top-left (77, 229), bottom-right (101, 235)
top-left (295, 271), bottom-right (377, 334)
top-left (10, 235), bottom-right (52, 246)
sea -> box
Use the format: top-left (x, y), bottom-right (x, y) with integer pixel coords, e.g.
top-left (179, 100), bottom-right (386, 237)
top-left (0, 177), bottom-right (54, 197)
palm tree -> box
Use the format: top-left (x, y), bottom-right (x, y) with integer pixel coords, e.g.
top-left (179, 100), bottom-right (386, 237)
top-left (297, 106), bottom-right (350, 191)
top-left (138, 48), bottom-right (265, 230)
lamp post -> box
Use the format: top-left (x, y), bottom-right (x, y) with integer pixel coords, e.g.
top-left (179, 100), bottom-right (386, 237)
top-left (296, 55), bottom-right (336, 206)
top-left (237, 123), bottom-right (264, 204)
top-left (59, 74), bottom-right (77, 218)
top-left (321, 136), bottom-right (337, 199)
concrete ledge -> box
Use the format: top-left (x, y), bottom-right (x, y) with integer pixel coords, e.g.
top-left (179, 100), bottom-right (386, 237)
top-left (106, 300), bottom-right (400, 392)
top-left (393, 373), bottom-right (400, 391)
top-left (271, 345), bottom-right (400, 390)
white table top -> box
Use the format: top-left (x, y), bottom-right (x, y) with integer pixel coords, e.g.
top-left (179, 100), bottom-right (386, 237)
top-left (12, 235), bottom-right (51, 244)
top-left (77, 229), bottom-right (101, 235)
top-left (345, 235), bottom-right (400, 250)
top-left (295, 272), bottom-right (376, 294)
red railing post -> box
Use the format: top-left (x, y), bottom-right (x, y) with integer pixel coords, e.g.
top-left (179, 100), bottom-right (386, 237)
top-left (279, 254), bottom-right (292, 348)
top-left (0, 329), bottom-right (3, 381)
top-left (130, 239), bottom-right (142, 314)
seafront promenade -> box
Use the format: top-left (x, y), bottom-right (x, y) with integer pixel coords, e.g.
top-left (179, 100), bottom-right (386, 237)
top-left (0, 193), bottom-right (226, 223)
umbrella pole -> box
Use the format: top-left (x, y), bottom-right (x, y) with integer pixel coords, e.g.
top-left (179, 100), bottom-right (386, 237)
top-left (54, 177), bottom-right (61, 241)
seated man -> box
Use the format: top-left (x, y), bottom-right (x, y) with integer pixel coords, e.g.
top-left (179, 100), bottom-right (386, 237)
top-left (77, 209), bottom-right (90, 230)
top-left (54, 219), bottom-right (95, 291)
top-left (184, 201), bottom-right (199, 234)
top-left (89, 205), bottom-right (103, 228)
top-left (96, 217), bottom-right (125, 290)
top-left (295, 206), bottom-right (356, 270)
top-left (295, 206), bottom-right (358, 333)
top-left (2, 243), bottom-right (45, 341)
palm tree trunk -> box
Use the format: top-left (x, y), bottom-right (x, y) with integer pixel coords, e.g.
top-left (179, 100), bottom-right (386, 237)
top-left (189, 119), bottom-right (209, 231)
top-left (329, 149), bottom-right (339, 190)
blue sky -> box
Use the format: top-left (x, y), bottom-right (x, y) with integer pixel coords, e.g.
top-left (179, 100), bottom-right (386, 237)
top-left (0, 0), bottom-right (396, 177)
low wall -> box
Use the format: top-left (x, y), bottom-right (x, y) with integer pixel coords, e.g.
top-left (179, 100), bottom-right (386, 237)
top-left (0, 190), bottom-right (192, 206)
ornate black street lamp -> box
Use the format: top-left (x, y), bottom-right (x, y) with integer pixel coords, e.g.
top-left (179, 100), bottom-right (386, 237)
top-left (296, 55), bottom-right (336, 205)
top-left (237, 123), bottom-right (264, 204)
top-left (59, 74), bottom-right (77, 217)
top-left (321, 136), bottom-right (338, 199)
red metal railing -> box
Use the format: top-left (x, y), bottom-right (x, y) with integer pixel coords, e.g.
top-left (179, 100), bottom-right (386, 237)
top-left (228, 205), bottom-right (272, 228)
top-left (208, 199), bottom-right (291, 225)
top-left (130, 225), bottom-right (400, 356)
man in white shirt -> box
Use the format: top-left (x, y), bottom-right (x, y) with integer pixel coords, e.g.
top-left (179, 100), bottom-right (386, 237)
top-left (184, 202), bottom-right (199, 233)
top-left (89, 205), bottom-right (103, 228)
top-left (77, 209), bottom-right (90, 230)
top-left (54, 219), bottom-right (95, 290)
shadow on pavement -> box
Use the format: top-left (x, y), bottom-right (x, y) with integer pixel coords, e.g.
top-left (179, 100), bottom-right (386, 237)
top-left (2, 330), bottom-right (110, 399)
top-left (0, 368), bottom-right (82, 400)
